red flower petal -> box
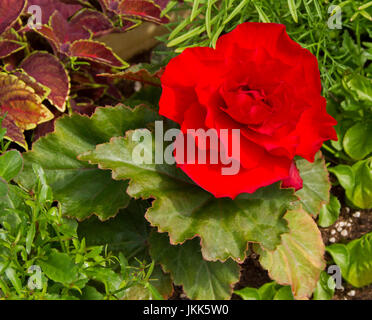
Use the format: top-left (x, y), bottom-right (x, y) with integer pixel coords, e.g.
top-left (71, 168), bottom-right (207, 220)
top-left (295, 97), bottom-right (338, 162)
top-left (282, 161), bottom-right (303, 190)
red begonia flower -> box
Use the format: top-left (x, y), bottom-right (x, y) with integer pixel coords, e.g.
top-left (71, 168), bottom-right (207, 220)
top-left (159, 22), bottom-right (337, 198)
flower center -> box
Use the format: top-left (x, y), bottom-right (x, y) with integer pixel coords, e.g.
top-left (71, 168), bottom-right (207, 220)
top-left (219, 83), bottom-right (272, 126)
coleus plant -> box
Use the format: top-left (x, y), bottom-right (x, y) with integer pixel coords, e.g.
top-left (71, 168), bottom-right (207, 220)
top-left (2, 1), bottom-right (336, 300)
top-left (0, 0), bottom-right (170, 148)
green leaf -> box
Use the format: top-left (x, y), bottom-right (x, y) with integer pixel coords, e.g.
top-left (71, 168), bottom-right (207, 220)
top-left (85, 267), bottom-right (122, 293)
top-left (80, 285), bottom-right (104, 300)
top-left (327, 232), bottom-right (372, 288)
top-left (343, 122), bottom-right (372, 160)
top-left (343, 73), bottom-right (372, 103)
top-left (16, 105), bottom-right (159, 220)
top-left (288, 0), bottom-right (298, 23)
top-left (330, 158), bottom-right (372, 209)
top-left (313, 271), bottom-right (335, 300)
top-left (78, 200), bottom-right (150, 261)
top-left (234, 287), bottom-right (261, 300)
top-left (79, 131), bottom-right (297, 262)
top-left (234, 281), bottom-right (294, 300)
top-left (0, 184), bottom-right (29, 232)
top-left (38, 250), bottom-right (80, 285)
top-left (0, 150), bottom-right (23, 182)
top-left (5, 268), bottom-right (22, 295)
top-left (258, 281), bottom-right (280, 300)
top-left (0, 178), bottom-right (8, 197)
top-left (78, 200), bottom-right (173, 299)
top-left (318, 195), bottom-right (341, 227)
top-left (123, 265), bottom-right (172, 300)
top-left (329, 164), bottom-right (354, 189)
top-left (273, 286), bottom-right (294, 300)
top-left (295, 152), bottom-right (331, 217)
top-left (257, 208), bottom-right (325, 300)
top-left (149, 232), bottom-right (240, 300)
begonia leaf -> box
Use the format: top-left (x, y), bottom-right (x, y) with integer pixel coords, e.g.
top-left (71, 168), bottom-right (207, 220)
top-left (295, 152), bottom-right (331, 217)
top-left (149, 231), bottom-right (240, 300)
top-left (78, 199), bottom-right (173, 299)
top-left (257, 208), bottom-right (325, 300)
top-left (327, 232), bottom-right (372, 288)
top-left (16, 105), bottom-right (159, 220)
top-left (79, 130), bottom-right (298, 262)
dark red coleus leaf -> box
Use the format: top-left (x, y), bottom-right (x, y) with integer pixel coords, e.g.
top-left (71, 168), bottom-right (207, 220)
top-left (28, 0), bottom-right (82, 24)
top-left (69, 40), bottom-right (128, 68)
top-left (0, 41), bottom-right (25, 59)
top-left (99, 0), bottom-right (169, 24)
top-left (0, 29), bottom-right (26, 58)
top-left (1, 112), bottom-right (27, 149)
top-left (69, 9), bottom-right (114, 37)
top-left (34, 11), bottom-right (125, 68)
top-left (98, 63), bottom-right (163, 86)
top-left (70, 98), bottom-right (97, 116)
top-left (0, 0), bottom-right (27, 35)
top-left (118, 0), bottom-right (169, 24)
top-left (49, 10), bottom-right (91, 48)
top-left (21, 52), bottom-right (70, 112)
top-left (153, 0), bottom-right (172, 10)
top-left (35, 11), bottom-right (98, 54)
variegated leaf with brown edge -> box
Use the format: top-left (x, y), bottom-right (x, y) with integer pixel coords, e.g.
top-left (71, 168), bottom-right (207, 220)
top-left (0, 0), bottom-right (26, 35)
top-left (256, 208), bottom-right (325, 300)
top-left (35, 9), bottom-right (114, 52)
top-left (117, 0), bottom-right (169, 24)
top-left (0, 73), bottom-right (54, 131)
top-left (21, 51), bottom-right (70, 112)
top-left (98, 0), bottom-right (169, 24)
top-left (33, 11), bottom-right (95, 54)
top-left (69, 9), bottom-right (114, 37)
top-left (0, 112), bottom-right (27, 149)
top-left (28, 0), bottom-right (82, 24)
top-left (12, 71), bottom-right (51, 101)
top-left (69, 40), bottom-right (128, 68)
top-left (0, 41), bottom-right (25, 59)
top-left (98, 63), bottom-right (163, 86)
top-left (49, 11), bottom-right (91, 47)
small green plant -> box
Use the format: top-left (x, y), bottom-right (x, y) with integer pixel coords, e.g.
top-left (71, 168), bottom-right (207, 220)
top-left (0, 125), bottom-right (161, 300)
